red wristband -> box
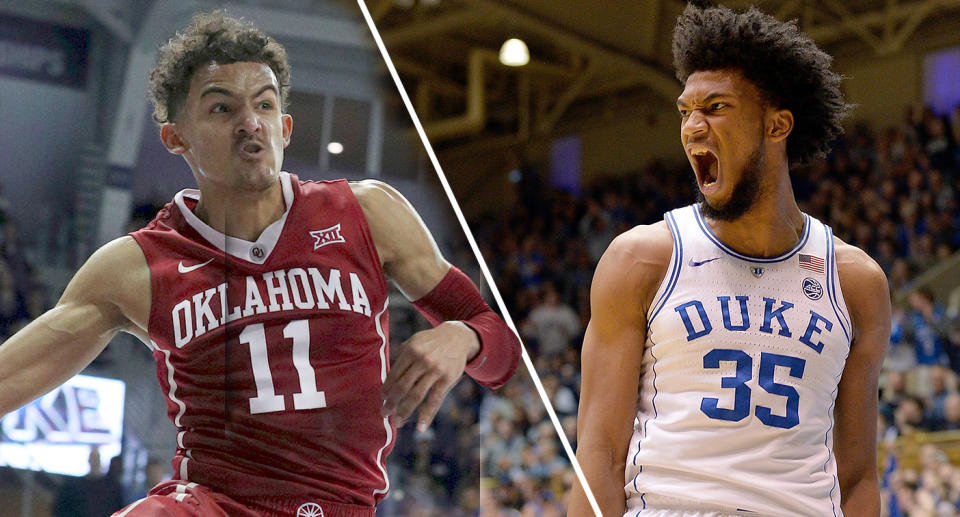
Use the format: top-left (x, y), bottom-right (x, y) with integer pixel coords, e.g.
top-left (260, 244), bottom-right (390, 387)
top-left (412, 266), bottom-right (521, 388)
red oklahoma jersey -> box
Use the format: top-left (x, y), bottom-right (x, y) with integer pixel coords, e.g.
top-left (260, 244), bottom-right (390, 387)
top-left (129, 173), bottom-right (393, 514)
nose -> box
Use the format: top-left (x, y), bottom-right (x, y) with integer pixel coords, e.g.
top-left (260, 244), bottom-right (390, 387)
top-left (681, 109), bottom-right (708, 140)
top-left (235, 105), bottom-right (261, 136)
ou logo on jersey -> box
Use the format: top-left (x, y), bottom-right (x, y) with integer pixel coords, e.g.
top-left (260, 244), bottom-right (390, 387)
top-left (297, 502), bottom-right (324, 517)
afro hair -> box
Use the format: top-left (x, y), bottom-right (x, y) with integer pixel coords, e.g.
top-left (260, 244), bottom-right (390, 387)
top-left (672, 3), bottom-right (851, 166)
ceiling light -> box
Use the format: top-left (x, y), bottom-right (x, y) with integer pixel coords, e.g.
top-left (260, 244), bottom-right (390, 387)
top-left (499, 38), bottom-right (529, 67)
top-left (327, 142), bottom-right (344, 155)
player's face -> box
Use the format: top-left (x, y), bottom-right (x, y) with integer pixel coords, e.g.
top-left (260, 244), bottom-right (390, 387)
top-left (163, 62), bottom-right (292, 193)
top-left (677, 69), bottom-right (769, 220)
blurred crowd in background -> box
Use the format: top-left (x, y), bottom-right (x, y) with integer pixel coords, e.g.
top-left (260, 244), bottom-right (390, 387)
top-left (471, 104), bottom-right (960, 516)
top-left (2, 103), bottom-right (960, 516)
top-left (0, 194), bottom-right (46, 344)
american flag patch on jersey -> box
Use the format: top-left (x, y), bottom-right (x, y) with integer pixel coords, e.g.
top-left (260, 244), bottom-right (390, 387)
top-left (798, 253), bottom-right (825, 274)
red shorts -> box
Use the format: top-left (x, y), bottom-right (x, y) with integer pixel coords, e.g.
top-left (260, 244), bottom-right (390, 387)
top-left (113, 480), bottom-right (375, 517)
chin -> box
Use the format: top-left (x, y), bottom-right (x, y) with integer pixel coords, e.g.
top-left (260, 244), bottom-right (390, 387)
top-left (253, 168), bottom-right (281, 189)
top-left (696, 187), bottom-right (755, 222)
top-left (232, 167), bottom-right (279, 193)
top-left (696, 147), bottom-right (763, 222)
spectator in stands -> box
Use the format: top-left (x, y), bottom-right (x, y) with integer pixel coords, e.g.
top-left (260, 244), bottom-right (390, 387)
top-left (888, 308), bottom-right (921, 373)
top-left (544, 375), bottom-right (578, 418)
top-left (922, 113), bottom-right (955, 172)
top-left (935, 392), bottom-right (960, 431)
top-left (881, 370), bottom-right (911, 424)
top-left (479, 477), bottom-right (521, 517)
top-left (521, 283), bottom-right (581, 359)
top-left (882, 444), bottom-right (960, 516)
top-left (1, 222), bottom-right (31, 296)
top-left (0, 259), bottom-right (19, 339)
top-left (946, 322), bottom-right (960, 376)
top-left (907, 288), bottom-right (950, 366)
top-left (925, 366), bottom-right (955, 426)
top-left (894, 396), bottom-right (930, 436)
top-left (888, 259), bottom-right (914, 294)
top-left (125, 457), bottom-right (169, 505)
top-left (53, 447), bottom-right (124, 516)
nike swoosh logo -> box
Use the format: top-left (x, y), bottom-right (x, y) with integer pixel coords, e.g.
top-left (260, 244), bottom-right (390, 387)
top-left (178, 258), bottom-right (214, 274)
top-left (688, 257), bottom-right (721, 267)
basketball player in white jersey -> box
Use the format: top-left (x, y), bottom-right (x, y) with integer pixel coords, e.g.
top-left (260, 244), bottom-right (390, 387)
top-left (569, 4), bottom-right (889, 517)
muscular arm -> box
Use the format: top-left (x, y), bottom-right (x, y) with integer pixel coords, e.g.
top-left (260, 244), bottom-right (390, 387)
top-left (352, 180), bottom-right (519, 429)
top-left (352, 180), bottom-right (452, 299)
top-left (834, 239), bottom-right (890, 517)
top-left (0, 236), bottom-right (150, 416)
top-left (568, 223), bottom-right (673, 517)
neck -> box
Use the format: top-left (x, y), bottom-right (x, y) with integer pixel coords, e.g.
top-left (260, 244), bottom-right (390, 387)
top-left (193, 179), bottom-right (286, 241)
top-left (704, 163), bottom-right (804, 258)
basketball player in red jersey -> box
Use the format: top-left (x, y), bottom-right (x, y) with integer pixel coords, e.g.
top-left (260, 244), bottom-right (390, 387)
top-left (0, 11), bottom-right (520, 517)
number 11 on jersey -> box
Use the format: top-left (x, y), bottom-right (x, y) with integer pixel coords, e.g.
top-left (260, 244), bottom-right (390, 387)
top-left (241, 320), bottom-right (327, 415)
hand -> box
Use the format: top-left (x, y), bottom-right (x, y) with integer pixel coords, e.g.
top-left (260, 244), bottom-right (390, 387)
top-left (381, 321), bottom-right (480, 431)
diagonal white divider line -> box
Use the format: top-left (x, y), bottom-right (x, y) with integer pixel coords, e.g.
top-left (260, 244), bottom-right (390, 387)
top-left (356, 2), bottom-right (601, 516)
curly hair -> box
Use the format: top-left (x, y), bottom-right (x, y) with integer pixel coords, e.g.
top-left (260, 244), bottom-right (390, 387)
top-left (672, 3), bottom-right (850, 166)
top-left (148, 10), bottom-right (290, 123)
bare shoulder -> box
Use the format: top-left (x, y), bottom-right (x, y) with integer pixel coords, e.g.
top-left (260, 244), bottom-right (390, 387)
top-left (833, 236), bottom-right (891, 341)
top-left (63, 236), bottom-right (150, 332)
top-left (349, 179), bottom-right (411, 218)
top-left (592, 221), bottom-right (674, 314)
top-left (602, 221), bottom-right (673, 266)
top-left (833, 237), bottom-right (889, 302)
top-left (350, 180), bottom-right (425, 260)
top-left (348, 180), bottom-right (447, 297)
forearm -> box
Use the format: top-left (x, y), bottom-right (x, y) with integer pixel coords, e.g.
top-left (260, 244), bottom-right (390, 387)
top-left (0, 304), bottom-right (117, 415)
top-left (840, 476), bottom-right (881, 517)
top-left (412, 266), bottom-right (520, 388)
top-left (568, 445), bottom-right (626, 517)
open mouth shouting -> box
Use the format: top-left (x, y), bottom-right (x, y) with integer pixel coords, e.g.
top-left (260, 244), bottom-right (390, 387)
top-left (689, 146), bottom-right (720, 196)
top-left (238, 140), bottom-right (265, 160)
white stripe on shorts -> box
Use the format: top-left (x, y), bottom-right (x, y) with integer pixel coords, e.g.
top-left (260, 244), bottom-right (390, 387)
top-left (115, 498), bottom-right (148, 517)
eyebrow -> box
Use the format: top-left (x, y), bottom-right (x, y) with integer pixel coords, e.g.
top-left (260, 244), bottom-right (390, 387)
top-left (676, 92), bottom-right (731, 108)
top-left (200, 84), bottom-right (279, 101)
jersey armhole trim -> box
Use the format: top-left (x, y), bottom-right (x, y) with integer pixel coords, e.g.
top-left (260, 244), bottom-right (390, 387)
top-left (340, 181), bottom-right (390, 297)
top-left (632, 336), bottom-right (661, 469)
top-left (127, 232), bottom-right (157, 340)
top-left (824, 227), bottom-right (852, 343)
top-left (648, 211), bottom-right (683, 325)
top-left (822, 368), bottom-right (843, 517)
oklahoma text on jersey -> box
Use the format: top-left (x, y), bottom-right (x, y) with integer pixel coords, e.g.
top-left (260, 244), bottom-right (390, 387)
top-left (171, 266), bottom-right (372, 348)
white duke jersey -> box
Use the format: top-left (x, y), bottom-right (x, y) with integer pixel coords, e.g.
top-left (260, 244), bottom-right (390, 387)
top-left (624, 204), bottom-right (852, 517)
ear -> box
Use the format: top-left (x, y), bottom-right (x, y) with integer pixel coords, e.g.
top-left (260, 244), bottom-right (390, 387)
top-left (281, 113), bottom-right (293, 148)
top-left (767, 108), bottom-right (793, 142)
top-left (160, 124), bottom-right (187, 155)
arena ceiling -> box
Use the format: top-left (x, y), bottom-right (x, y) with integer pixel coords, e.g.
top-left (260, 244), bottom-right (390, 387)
top-left (38, 0), bottom-right (960, 151)
top-left (368, 0), bottom-right (960, 151)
